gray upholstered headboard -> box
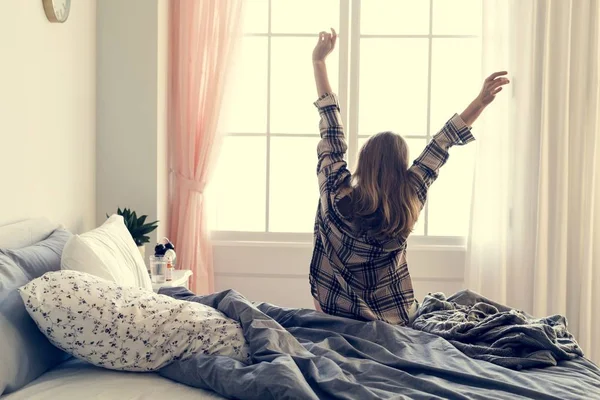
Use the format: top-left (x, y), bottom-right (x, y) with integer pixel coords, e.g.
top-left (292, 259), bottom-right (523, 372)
top-left (0, 218), bottom-right (61, 249)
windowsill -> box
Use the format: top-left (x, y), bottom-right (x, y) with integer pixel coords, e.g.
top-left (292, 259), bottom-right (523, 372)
top-left (210, 231), bottom-right (467, 251)
top-left (211, 232), bottom-right (468, 281)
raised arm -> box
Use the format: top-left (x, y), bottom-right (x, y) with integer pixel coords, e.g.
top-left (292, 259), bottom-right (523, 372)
top-left (312, 29), bottom-right (351, 216)
top-left (312, 29), bottom-right (336, 97)
top-left (409, 115), bottom-right (475, 206)
top-left (409, 71), bottom-right (510, 205)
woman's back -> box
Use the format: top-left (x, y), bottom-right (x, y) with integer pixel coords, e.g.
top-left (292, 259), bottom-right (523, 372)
top-left (309, 92), bottom-right (475, 325)
top-left (309, 28), bottom-right (508, 325)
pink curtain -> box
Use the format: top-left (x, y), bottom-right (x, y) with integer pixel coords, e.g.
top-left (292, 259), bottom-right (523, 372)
top-left (168, 0), bottom-right (244, 294)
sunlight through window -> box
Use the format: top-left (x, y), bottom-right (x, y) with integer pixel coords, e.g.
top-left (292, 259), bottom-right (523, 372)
top-left (207, 0), bottom-right (482, 239)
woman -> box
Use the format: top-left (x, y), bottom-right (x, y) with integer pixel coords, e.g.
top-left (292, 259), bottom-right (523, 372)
top-left (309, 28), bottom-right (509, 325)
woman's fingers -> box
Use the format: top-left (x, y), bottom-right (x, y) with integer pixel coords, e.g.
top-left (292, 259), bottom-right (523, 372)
top-left (486, 71), bottom-right (508, 82)
top-left (492, 77), bottom-right (510, 85)
top-left (489, 77), bottom-right (510, 90)
top-left (491, 86), bottom-right (503, 95)
top-left (315, 28), bottom-right (338, 54)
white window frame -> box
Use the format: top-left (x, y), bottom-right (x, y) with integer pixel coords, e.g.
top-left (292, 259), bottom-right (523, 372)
top-left (211, 0), bottom-right (479, 248)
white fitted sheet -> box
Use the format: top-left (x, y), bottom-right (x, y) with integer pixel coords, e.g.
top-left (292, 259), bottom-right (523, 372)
top-left (1, 359), bottom-right (224, 400)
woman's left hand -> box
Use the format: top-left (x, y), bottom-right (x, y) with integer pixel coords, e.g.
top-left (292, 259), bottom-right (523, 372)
top-left (476, 71), bottom-right (510, 106)
top-left (460, 71), bottom-right (510, 126)
top-left (312, 28), bottom-right (337, 62)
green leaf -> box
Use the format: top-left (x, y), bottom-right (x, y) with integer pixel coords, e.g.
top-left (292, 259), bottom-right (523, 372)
top-left (129, 225), bottom-right (155, 240)
top-left (118, 207), bottom-right (123, 215)
top-left (129, 227), bottom-right (144, 239)
top-left (137, 224), bottom-right (158, 236)
top-left (138, 215), bottom-right (147, 226)
top-left (127, 213), bottom-right (136, 229)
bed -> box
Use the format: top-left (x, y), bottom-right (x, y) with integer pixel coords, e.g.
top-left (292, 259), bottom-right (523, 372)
top-left (0, 218), bottom-right (224, 400)
top-left (1, 358), bottom-right (222, 400)
top-left (1, 218), bottom-right (599, 400)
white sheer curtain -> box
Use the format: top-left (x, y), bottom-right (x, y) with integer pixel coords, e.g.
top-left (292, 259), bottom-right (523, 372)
top-left (467, 0), bottom-right (600, 364)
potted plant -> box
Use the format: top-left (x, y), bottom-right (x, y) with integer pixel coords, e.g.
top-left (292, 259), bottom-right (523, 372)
top-left (107, 208), bottom-right (158, 259)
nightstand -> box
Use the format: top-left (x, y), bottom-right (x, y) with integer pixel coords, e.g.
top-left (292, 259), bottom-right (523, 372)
top-left (152, 269), bottom-right (193, 293)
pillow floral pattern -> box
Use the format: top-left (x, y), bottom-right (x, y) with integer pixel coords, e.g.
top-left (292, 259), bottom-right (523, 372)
top-left (18, 270), bottom-right (250, 371)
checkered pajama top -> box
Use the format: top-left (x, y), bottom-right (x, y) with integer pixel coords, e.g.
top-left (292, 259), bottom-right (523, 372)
top-left (309, 92), bottom-right (475, 325)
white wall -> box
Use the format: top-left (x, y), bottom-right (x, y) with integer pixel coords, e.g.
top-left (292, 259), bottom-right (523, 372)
top-left (214, 243), bottom-right (466, 308)
top-left (96, 0), bottom-right (169, 254)
top-left (0, 1), bottom-right (97, 233)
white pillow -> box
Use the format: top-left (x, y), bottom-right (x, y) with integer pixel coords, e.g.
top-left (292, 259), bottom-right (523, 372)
top-left (61, 215), bottom-right (152, 290)
top-left (18, 270), bottom-right (250, 371)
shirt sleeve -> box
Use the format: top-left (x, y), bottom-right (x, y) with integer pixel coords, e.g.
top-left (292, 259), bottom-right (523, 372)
top-left (408, 114), bottom-right (475, 206)
top-left (314, 93), bottom-right (352, 216)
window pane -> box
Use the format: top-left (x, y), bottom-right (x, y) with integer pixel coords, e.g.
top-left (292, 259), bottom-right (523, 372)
top-left (357, 138), bottom-right (426, 235)
top-left (430, 38), bottom-right (481, 133)
top-left (270, 37), bottom-right (339, 134)
top-left (427, 141), bottom-right (476, 236)
top-left (359, 39), bottom-right (428, 136)
top-left (269, 137), bottom-right (320, 232)
top-left (243, 0), bottom-right (269, 34)
top-left (226, 38), bottom-right (268, 134)
top-left (361, 0), bottom-right (430, 35)
top-left (432, 0), bottom-right (482, 36)
top-left (208, 137), bottom-right (267, 231)
top-left (271, 0), bottom-right (339, 34)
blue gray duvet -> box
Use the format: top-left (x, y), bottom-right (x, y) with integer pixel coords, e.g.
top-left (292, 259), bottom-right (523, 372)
top-left (158, 287), bottom-right (600, 400)
top-left (411, 290), bottom-right (584, 370)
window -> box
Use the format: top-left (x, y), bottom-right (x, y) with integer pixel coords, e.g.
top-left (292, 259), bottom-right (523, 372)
top-left (207, 0), bottom-right (482, 240)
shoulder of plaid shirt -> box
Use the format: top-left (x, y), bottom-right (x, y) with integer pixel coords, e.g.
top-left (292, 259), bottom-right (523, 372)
top-left (312, 92), bottom-right (476, 323)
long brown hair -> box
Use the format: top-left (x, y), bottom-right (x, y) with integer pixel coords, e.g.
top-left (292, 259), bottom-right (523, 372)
top-left (349, 132), bottom-right (421, 239)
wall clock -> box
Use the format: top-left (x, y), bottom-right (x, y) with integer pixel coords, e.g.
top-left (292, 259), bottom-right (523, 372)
top-left (42, 0), bottom-right (71, 23)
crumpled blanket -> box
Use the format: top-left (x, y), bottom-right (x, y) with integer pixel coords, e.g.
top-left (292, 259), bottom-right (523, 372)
top-left (155, 287), bottom-right (599, 400)
top-left (410, 290), bottom-right (584, 369)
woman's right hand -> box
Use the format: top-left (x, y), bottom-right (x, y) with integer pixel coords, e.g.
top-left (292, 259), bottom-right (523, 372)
top-left (312, 28), bottom-right (337, 63)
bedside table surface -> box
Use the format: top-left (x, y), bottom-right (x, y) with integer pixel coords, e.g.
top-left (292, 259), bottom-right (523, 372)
top-left (152, 269), bottom-right (193, 291)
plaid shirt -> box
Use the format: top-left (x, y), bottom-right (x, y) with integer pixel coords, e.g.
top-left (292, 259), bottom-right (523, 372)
top-left (309, 92), bottom-right (475, 325)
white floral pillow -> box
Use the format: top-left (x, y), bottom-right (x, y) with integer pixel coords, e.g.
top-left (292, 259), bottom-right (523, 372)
top-left (18, 270), bottom-right (250, 371)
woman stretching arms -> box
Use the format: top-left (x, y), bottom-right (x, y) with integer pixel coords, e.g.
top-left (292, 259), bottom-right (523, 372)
top-left (309, 28), bottom-right (509, 325)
